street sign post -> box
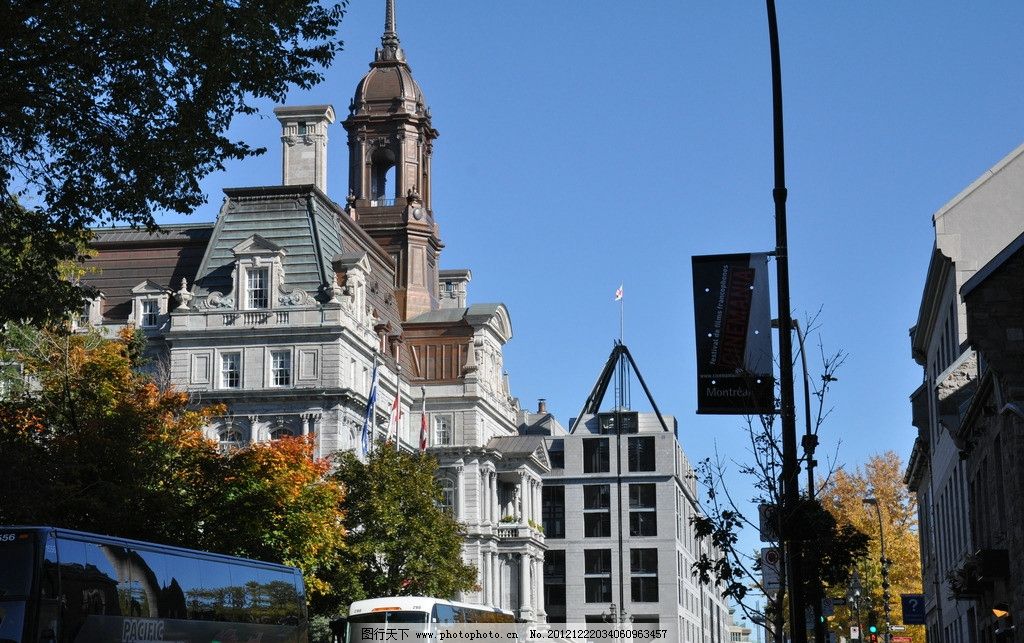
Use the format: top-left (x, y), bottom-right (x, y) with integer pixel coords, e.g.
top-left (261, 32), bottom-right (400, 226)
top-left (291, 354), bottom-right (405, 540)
top-left (891, 626), bottom-right (906, 632)
top-left (901, 594), bottom-right (926, 625)
top-left (822, 597), bottom-right (835, 617)
top-left (762, 547), bottom-right (782, 592)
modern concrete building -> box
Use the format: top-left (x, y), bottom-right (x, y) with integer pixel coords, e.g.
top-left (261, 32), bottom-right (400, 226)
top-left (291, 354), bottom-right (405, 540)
top-left (541, 408), bottom-right (731, 642)
top-left (80, 0), bottom-right (548, 621)
top-left (905, 141), bottom-right (1024, 643)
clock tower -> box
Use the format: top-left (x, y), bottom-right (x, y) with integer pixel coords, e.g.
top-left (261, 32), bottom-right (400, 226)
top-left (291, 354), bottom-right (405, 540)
top-left (343, 0), bottom-right (441, 321)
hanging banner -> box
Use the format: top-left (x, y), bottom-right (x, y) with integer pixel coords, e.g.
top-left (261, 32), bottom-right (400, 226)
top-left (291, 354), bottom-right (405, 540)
top-left (692, 253), bottom-right (775, 414)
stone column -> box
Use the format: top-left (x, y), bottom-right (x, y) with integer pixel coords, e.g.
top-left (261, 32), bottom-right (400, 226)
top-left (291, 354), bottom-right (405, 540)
top-left (490, 472), bottom-right (499, 524)
top-left (455, 464), bottom-right (465, 522)
top-left (519, 553), bottom-right (531, 612)
top-left (491, 552), bottom-right (500, 608)
top-left (534, 554), bottom-right (545, 619)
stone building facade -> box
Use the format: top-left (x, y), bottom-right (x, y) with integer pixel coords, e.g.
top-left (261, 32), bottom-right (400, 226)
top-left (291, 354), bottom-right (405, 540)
top-left (905, 141), bottom-right (1024, 643)
top-left (81, 0), bottom-right (547, 620)
top-left (948, 230), bottom-right (1024, 642)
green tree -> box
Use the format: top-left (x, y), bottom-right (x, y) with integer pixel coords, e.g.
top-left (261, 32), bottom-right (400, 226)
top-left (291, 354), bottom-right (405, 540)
top-left (323, 447), bottom-right (477, 615)
top-left (0, 0), bottom-right (348, 325)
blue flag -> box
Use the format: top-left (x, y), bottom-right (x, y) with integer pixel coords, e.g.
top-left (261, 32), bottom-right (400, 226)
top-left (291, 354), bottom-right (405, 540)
top-left (361, 361), bottom-right (379, 456)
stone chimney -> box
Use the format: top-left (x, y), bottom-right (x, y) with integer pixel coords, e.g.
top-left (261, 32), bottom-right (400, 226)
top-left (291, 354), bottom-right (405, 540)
top-left (538, 399), bottom-right (547, 414)
top-left (438, 269), bottom-right (472, 309)
top-left (273, 105), bottom-right (335, 193)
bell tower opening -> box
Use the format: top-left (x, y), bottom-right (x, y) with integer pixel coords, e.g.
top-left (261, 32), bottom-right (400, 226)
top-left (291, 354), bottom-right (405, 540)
top-left (371, 148), bottom-right (396, 205)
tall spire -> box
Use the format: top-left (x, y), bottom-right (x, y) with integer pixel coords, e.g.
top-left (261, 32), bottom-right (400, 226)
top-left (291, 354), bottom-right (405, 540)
top-left (377, 0), bottom-right (405, 62)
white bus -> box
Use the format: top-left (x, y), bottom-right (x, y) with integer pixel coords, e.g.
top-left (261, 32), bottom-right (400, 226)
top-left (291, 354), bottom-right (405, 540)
top-left (338, 596), bottom-right (516, 641)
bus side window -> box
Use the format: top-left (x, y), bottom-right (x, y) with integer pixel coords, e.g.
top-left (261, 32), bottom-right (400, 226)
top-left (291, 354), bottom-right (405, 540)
top-left (432, 604), bottom-right (457, 624)
top-left (198, 560), bottom-right (234, 622)
top-left (42, 533), bottom-right (59, 599)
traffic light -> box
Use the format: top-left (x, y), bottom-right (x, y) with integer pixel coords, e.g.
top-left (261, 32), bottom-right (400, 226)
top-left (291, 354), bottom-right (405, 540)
top-left (867, 610), bottom-right (879, 635)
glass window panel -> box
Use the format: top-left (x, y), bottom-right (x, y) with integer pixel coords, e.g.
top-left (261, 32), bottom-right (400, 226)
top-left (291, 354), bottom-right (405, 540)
top-left (584, 550), bottom-right (611, 575)
top-left (247, 268), bottom-right (269, 309)
top-left (629, 484), bottom-right (656, 509)
top-left (584, 513), bottom-right (611, 538)
top-left (583, 485), bottom-right (610, 510)
top-left (583, 439), bottom-right (610, 473)
top-left (584, 577), bottom-right (612, 603)
top-left (271, 351), bottom-right (291, 387)
top-left (221, 353), bottom-right (241, 389)
top-left (628, 436), bottom-right (656, 471)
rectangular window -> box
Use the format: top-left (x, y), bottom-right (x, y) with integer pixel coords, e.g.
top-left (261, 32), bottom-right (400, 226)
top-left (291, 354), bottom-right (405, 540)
top-left (271, 350), bottom-right (291, 386)
top-left (583, 438), bottom-right (610, 473)
top-left (220, 353), bottom-right (241, 389)
top-left (141, 300), bottom-right (158, 327)
top-left (584, 483), bottom-right (611, 537)
top-left (584, 484), bottom-right (610, 510)
top-left (584, 513), bottom-right (611, 538)
top-left (628, 436), bottom-right (656, 471)
top-left (434, 415), bottom-right (452, 445)
top-left (247, 268), bottom-right (269, 309)
top-left (542, 486), bottom-right (566, 539)
top-left (585, 549), bottom-right (612, 575)
top-left (548, 439), bottom-right (564, 469)
top-left (584, 549), bottom-right (612, 603)
top-left (629, 483), bottom-right (657, 537)
top-left (599, 411), bottom-right (638, 434)
top-left (544, 549), bottom-right (567, 609)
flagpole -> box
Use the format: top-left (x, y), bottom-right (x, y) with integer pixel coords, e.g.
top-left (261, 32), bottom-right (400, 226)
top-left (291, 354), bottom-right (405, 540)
top-left (419, 385), bottom-right (428, 453)
top-left (619, 295), bottom-right (624, 343)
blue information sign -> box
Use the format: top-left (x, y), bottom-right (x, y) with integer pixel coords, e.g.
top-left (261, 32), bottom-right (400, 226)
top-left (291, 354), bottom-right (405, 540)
top-left (901, 594), bottom-right (926, 625)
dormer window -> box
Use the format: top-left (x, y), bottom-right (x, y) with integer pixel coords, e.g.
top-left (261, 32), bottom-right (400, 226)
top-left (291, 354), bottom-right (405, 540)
top-left (247, 268), bottom-right (269, 309)
top-left (231, 235), bottom-right (286, 311)
top-left (130, 282), bottom-right (169, 330)
top-left (140, 300), bottom-right (159, 327)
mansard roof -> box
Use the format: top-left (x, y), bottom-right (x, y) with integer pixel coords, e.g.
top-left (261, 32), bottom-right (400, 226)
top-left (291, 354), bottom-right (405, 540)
top-left (193, 185), bottom-right (345, 299)
top-left (85, 223), bottom-right (213, 321)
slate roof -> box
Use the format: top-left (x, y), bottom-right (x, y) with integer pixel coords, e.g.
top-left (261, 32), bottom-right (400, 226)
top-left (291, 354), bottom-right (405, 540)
top-left (85, 223), bottom-right (214, 321)
top-left (193, 186), bottom-right (345, 298)
top-left (486, 435), bottom-right (547, 456)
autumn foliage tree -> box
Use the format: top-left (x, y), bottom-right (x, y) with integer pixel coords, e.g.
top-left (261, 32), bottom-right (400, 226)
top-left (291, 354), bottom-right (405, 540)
top-left (820, 452), bottom-right (924, 643)
top-left (0, 325), bottom-right (346, 605)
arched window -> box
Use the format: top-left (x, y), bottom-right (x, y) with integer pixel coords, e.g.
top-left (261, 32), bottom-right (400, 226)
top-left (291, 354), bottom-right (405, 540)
top-left (438, 478), bottom-right (456, 514)
top-left (270, 427), bottom-right (294, 440)
top-left (219, 429), bottom-right (243, 453)
top-left (370, 148), bottom-right (396, 204)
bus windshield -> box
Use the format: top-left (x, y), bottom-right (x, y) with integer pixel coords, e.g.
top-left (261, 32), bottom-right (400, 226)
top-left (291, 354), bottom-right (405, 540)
top-left (0, 538), bottom-right (34, 598)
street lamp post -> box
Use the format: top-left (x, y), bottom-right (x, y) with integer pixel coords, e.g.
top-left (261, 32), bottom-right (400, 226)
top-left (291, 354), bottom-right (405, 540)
top-left (847, 571), bottom-right (864, 641)
top-left (863, 497), bottom-right (892, 643)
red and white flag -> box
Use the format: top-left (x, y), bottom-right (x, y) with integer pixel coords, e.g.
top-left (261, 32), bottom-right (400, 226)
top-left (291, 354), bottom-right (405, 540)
top-left (614, 284), bottom-right (623, 301)
top-left (419, 387), bottom-right (428, 453)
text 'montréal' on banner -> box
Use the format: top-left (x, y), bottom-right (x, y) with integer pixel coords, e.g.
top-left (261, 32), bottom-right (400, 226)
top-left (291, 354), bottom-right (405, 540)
top-left (692, 253), bottom-right (775, 415)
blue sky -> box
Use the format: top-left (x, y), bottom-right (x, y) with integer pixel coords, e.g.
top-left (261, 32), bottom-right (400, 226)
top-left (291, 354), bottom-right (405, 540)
top-left (159, 0), bottom-right (1024, 572)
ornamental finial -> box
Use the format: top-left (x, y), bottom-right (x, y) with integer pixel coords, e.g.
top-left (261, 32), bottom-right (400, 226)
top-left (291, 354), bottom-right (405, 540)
top-left (377, 0), bottom-right (405, 62)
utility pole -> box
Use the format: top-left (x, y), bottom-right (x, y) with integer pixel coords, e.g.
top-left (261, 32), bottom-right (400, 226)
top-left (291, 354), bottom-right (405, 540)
top-left (764, 3), bottom-right (807, 643)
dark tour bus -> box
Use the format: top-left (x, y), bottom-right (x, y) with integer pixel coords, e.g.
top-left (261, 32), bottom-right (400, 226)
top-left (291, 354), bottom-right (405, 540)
top-left (0, 526), bottom-right (308, 642)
